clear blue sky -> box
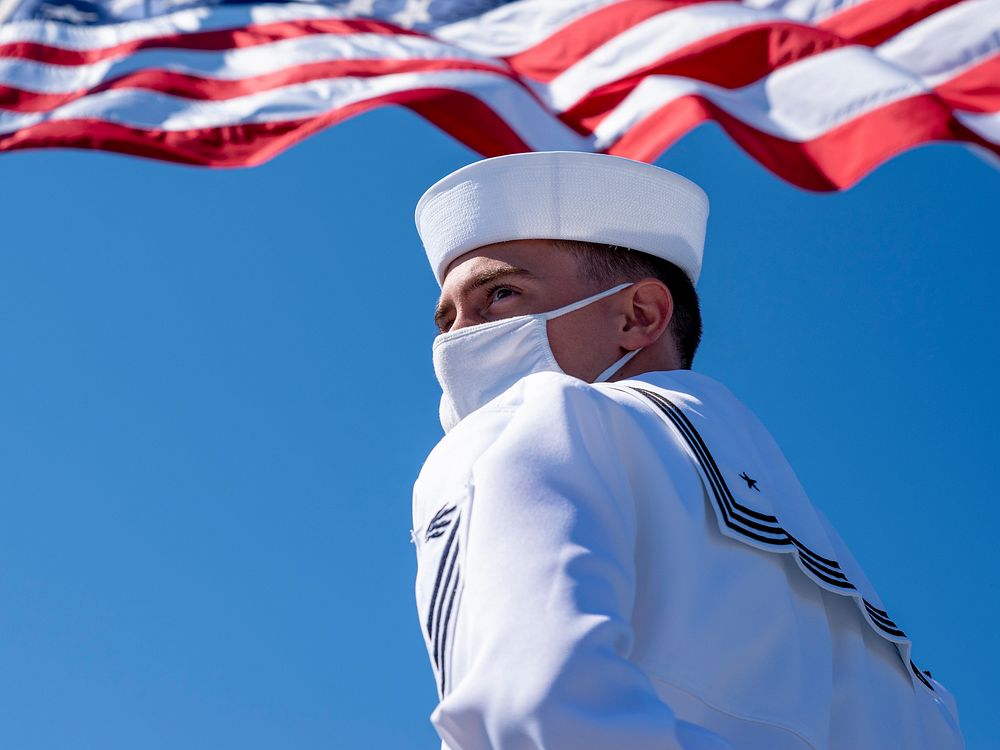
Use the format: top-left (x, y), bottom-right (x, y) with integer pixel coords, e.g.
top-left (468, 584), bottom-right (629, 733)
top-left (0, 112), bottom-right (996, 750)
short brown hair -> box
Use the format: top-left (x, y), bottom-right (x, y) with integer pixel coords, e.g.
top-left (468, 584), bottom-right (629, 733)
top-left (556, 240), bottom-right (702, 368)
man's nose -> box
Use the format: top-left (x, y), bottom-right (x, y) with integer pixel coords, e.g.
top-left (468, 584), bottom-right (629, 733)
top-left (450, 306), bottom-right (487, 332)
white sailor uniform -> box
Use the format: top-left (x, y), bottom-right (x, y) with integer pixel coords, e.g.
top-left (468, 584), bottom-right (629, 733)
top-left (411, 369), bottom-right (964, 750)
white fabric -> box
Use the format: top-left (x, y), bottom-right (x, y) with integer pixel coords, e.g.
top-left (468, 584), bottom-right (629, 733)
top-left (548, 0), bottom-right (1000, 117)
top-left (411, 369), bottom-right (964, 750)
top-left (414, 152), bottom-right (709, 286)
top-left (0, 69), bottom-right (590, 151)
top-left (0, 34), bottom-right (499, 93)
top-left (432, 282), bottom-right (637, 432)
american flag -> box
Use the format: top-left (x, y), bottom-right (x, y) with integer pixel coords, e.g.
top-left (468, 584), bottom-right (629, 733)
top-left (0, 0), bottom-right (996, 189)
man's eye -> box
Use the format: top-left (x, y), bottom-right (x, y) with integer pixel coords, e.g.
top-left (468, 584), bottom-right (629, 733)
top-left (490, 286), bottom-right (516, 303)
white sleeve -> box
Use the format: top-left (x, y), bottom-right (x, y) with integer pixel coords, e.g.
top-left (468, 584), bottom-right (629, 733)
top-left (428, 373), bottom-right (730, 750)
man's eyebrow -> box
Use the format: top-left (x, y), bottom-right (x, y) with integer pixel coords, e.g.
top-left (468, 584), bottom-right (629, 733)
top-left (433, 265), bottom-right (535, 329)
top-left (469, 265), bottom-right (534, 289)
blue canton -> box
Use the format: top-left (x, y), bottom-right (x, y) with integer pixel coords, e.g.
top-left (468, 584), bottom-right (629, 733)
top-left (3, 0), bottom-right (517, 26)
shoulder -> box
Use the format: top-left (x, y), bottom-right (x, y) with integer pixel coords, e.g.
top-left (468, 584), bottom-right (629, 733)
top-left (605, 372), bottom-right (774, 449)
top-left (413, 373), bottom-right (648, 529)
top-left (463, 370), bottom-right (670, 457)
top-left (455, 370), bottom-right (645, 444)
top-left (492, 370), bottom-right (622, 416)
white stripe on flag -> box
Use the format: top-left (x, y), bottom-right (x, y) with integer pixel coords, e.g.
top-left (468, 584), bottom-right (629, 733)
top-left (957, 109), bottom-right (1000, 140)
top-left (0, 2), bottom-right (355, 48)
top-left (875, 0), bottom-right (1000, 85)
top-left (433, 0), bottom-right (619, 57)
top-left (546, 2), bottom-right (787, 111)
top-left (740, 0), bottom-right (870, 24)
top-left (549, 0), bottom-right (998, 114)
top-left (592, 45), bottom-right (932, 147)
top-left (0, 68), bottom-right (594, 149)
top-left (0, 32), bottom-right (501, 93)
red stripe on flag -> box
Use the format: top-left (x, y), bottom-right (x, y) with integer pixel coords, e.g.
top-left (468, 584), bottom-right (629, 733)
top-left (504, 0), bottom-right (967, 85)
top-left (933, 52), bottom-right (1000, 114)
top-left (0, 17), bottom-right (423, 65)
top-left (504, 0), bottom-right (716, 82)
top-left (0, 58), bottom-right (513, 112)
top-left (557, 21), bottom-right (846, 132)
top-left (0, 87), bottom-right (530, 165)
top-left (606, 91), bottom-right (1000, 190)
top-left (818, 0), bottom-right (964, 46)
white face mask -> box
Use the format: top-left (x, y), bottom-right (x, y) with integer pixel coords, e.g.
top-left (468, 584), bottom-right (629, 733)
top-left (432, 283), bottom-right (643, 432)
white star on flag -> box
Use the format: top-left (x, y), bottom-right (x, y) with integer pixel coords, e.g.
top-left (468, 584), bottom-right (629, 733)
top-left (391, 0), bottom-right (431, 29)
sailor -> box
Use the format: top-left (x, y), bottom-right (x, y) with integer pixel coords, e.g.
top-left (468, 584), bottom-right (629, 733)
top-left (410, 151), bottom-right (964, 750)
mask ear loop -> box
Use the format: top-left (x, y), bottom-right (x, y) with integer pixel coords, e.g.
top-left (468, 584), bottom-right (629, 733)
top-left (539, 282), bottom-right (634, 321)
top-left (595, 347), bottom-right (643, 383)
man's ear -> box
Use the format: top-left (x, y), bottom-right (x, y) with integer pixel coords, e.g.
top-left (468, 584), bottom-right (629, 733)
top-left (620, 279), bottom-right (673, 349)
